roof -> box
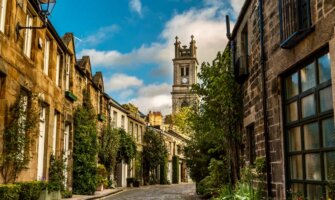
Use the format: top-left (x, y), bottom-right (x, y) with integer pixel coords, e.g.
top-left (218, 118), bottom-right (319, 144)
top-left (231, 0), bottom-right (252, 38)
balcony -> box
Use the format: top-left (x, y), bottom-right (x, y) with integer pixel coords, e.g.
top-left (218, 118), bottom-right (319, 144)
top-left (280, 0), bottom-right (313, 49)
top-left (234, 55), bottom-right (249, 84)
top-left (65, 91), bottom-right (77, 102)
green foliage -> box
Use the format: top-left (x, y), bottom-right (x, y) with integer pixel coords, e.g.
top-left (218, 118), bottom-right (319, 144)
top-left (173, 107), bottom-right (193, 135)
top-left (96, 164), bottom-right (108, 186)
top-left (117, 129), bottom-right (136, 164)
top-left (61, 189), bottom-right (72, 198)
top-left (17, 181), bottom-right (46, 200)
top-left (135, 152), bottom-right (142, 181)
top-left (164, 115), bottom-right (173, 125)
top-left (142, 128), bottom-right (167, 184)
top-left (159, 156), bottom-right (168, 185)
top-left (1, 93), bottom-right (38, 183)
top-left (196, 176), bottom-right (213, 198)
top-left (184, 49), bottom-right (243, 185)
top-left (48, 154), bottom-right (66, 192)
top-left (73, 90), bottom-right (98, 195)
top-left (122, 103), bottom-right (138, 114)
top-left (172, 155), bottom-right (179, 184)
top-left (98, 126), bottom-right (120, 176)
top-left (208, 158), bottom-right (228, 187)
top-left (0, 184), bottom-right (20, 200)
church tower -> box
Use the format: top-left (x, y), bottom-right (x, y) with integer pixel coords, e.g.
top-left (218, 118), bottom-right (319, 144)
top-left (171, 35), bottom-right (199, 115)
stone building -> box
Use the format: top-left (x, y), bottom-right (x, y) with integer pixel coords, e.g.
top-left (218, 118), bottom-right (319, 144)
top-left (231, 0), bottom-right (335, 199)
top-left (171, 36), bottom-right (199, 115)
top-left (0, 0), bottom-right (137, 191)
top-left (147, 111), bottom-right (163, 127)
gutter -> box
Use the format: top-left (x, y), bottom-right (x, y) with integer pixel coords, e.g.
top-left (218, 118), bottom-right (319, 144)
top-left (258, 0), bottom-right (272, 197)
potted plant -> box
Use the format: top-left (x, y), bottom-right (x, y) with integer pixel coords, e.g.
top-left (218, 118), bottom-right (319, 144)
top-left (96, 164), bottom-right (108, 191)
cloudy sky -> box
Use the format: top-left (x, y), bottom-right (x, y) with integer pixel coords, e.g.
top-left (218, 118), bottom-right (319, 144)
top-left (51, 0), bottom-right (244, 115)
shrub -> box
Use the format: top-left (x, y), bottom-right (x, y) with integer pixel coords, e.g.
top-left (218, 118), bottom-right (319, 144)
top-left (159, 156), bottom-right (168, 185)
top-left (196, 176), bottom-right (213, 198)
top-left (61, 189), bottom-right (72, 198)
top-left (17, 181), bottom-right (46, 200)
top-left (0, 184), bottom-right (20, 200)
top-left (48, 155), bottom-right (66, 192)
top-left (172, 155), bottom-right (179, 184)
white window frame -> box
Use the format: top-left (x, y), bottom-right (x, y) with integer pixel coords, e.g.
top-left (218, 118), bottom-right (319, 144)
top-left (52, 112), bottom-right (58, 155)
top-left (65, 55), bottom-right (70, 91)
top-left (23, 12), bottom-right (33, 58)
top-left (37, 106), bottom-right (46, 180)
top-left (0, 0), bottom-right (8, 33)
top-left (55, 53), bottom-right (61, 86)
top-left (43, 38), bottom-right (50, 75)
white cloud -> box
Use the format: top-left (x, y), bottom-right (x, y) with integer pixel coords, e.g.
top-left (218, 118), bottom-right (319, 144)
top-left (78, 0), bottom-right (237, 76)
top-left (76, 25), bottom-right (119, 48)
top-left (137, 83), bottom-right (171, 97)
top-left (129, 0), bottom-right (143, 17)
top-left (105, 73), bottom-right (143, 92)
top-left (230, 0), bottom-right (244, 14)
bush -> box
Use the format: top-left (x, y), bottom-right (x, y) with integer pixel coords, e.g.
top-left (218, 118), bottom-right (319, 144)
top-left (48, 155), bottom-right (66, 192)
top-left (159, 156), bottom-right (168, 185)
top-left (196, 176), bottom-right (213, 198)
top-left (61, 190), bottom-right (72, 198)
top-left (0, 184), bottom-right (20, 200)
top-left (17, 181), bottom-right (46, 200)
top-left (172, 155), bottom-right (179, 184)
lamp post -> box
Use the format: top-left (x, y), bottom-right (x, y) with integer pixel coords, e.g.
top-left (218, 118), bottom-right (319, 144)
top-left (16, 0), bottom-right (56, 35)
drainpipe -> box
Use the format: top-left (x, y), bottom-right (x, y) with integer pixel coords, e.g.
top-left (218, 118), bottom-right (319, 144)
top-left (259, 0), bottom-right (272, 197)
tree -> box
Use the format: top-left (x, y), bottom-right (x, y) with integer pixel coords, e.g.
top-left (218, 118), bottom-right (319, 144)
top-left (172, 107), bottom-right (193, 135)
top-left (73, 90), bottom-right (98, 195)
top-left (98, 126), bottom-right (120, 179)
top-left (142, 128), bottom-right (167, 185)
top-left (116, 129), bottom-right (136, 164)
top-left (184, 49), bottom-right (243, 186)
top-left (1, 93), bottom-right (38, 183)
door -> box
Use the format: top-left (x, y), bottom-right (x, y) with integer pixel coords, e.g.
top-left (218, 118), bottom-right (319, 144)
top-left (37, 106), bottom-right (46, 180)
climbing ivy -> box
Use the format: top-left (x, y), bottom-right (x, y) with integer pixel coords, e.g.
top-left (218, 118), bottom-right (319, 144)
top-left (116, 128), bottom-right (136, 164)
top-left (1, 93), bottom-right (38, 183)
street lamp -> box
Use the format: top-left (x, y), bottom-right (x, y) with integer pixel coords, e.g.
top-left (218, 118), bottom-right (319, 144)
top-left (16, 0), bottom-right (56, 35)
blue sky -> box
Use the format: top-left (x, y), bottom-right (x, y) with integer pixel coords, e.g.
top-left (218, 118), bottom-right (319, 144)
top-left (50, 0), bottom-right (244, 114)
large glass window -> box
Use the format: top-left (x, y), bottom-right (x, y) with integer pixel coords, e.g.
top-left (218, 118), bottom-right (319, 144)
top-left (284, 52), bottom-right (334, 199)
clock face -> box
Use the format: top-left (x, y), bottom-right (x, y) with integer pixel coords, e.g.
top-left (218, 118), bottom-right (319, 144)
top-left (182, 77), bottom-right (188, 84)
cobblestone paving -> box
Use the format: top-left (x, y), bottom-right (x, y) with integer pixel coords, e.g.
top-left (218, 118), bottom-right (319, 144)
top-left (105, 183), bottom-right (201, 200)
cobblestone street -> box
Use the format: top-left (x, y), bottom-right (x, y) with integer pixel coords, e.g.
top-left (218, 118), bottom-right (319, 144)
top-left (105, 183), bottom-right (201, 200)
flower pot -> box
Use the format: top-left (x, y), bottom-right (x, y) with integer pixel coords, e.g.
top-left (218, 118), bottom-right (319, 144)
top-left (96, 184), bottom-right (104, 191)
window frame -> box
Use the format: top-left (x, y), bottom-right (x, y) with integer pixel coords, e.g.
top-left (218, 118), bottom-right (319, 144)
top-left (23, 11), bottom-right (33, 58)
top-left (0, 0), bottom-right (8, 33)
top-left (43, 37), bottom-right (51, 75)
top-left (283, 49), bottom-right (334, 198)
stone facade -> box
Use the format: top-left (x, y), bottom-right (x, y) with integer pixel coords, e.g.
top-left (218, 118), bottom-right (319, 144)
top-left (147, 111), bottom-right (163, 127)
top-left (233, 0), bottom-right (335, 199)
top-left (0, 0), bottom-right (145, 190)
top-left (171, 36), bottom-right (199, 115)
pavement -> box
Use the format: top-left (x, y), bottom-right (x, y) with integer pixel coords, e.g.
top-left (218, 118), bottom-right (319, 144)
top-left (63, 183), bottom-right (201, 200)
top-left (104, 183), bottom-right (201, 200)
top-left (62, 188), bottom-right (124, 200)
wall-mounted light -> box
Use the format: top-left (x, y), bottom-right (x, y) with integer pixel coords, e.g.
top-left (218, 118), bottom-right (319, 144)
top-left (16, 0), bottom-right (56, 36)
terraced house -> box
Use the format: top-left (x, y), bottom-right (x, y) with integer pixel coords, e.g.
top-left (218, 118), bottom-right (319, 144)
top-left (230, 0), bottom-right (335, 199)
top-left (0, 0), bottom-right (145, 191)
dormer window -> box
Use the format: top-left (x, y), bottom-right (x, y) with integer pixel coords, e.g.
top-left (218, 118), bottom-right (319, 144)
top-left (279, 0), bottom-right (312, 48)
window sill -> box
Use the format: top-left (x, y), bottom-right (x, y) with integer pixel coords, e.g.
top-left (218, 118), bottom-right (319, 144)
top-left (65, 91), bottom-right (77, 102)
top-left (280, 26), bottom-right (315, 49)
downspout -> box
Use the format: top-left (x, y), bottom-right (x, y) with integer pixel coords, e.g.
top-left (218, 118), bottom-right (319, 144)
top-left (259, 0), bottom-right (272, 197)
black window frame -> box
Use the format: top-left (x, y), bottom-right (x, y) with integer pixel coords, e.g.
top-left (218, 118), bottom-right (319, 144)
top-left (247, 123), bottom-right (256, 165)
top-left (283, 49), bottom-right (334, 199)
top-left (279, 0), bottom-right (313, 49)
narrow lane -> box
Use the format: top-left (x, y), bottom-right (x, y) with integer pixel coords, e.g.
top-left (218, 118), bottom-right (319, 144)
top-left (105, 183), bottom-right (201, 200)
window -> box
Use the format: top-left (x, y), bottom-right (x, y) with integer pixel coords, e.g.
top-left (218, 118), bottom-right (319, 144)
top-left (135, 124), bottom-right (138, 141)
top-left (43, 38), bottom-right (50, 75)
top-left (0, 0), bottom-right (7, 33)
top-left (284, 52), bottom-right (333, 199)
top-left (181, 67), bottom-right (184, 76)
top-left (55, 53), bottom-right (62, 87)
top-left (279, 0), bottom-right (312, 48)
top-left (23, 12), bottom-right (33, 58)
top-left (65, 55), bottom-right (70, 91)
top-left (52, 111), bottom-right (59, 155)
top-left (113, 111), bottom-right (117, 127)
top-left (37, 104), bottom-right (48, 180)
top-left (247, 124), bottom-right (256, 165)
top-left (186, 67), bottom-right (189, 76)
top-left (0, 72), bottom-right (5, 98)
top-left (130, 121), bottom-right (133, 136)
top-left (121, 115), bottom-right (125, 128)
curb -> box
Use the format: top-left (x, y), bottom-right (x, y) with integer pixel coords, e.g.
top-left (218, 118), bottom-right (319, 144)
top-left (85, 188), bottom-right (124, 200)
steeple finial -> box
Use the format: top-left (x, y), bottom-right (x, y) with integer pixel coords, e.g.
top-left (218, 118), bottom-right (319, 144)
top-left (175, 36), bottom-right (179, 42)
top-left (191, 35), bottom-right (194, 40)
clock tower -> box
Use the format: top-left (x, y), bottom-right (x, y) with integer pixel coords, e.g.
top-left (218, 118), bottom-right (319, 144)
top-left (171, 35), bottom-right (199, 115)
